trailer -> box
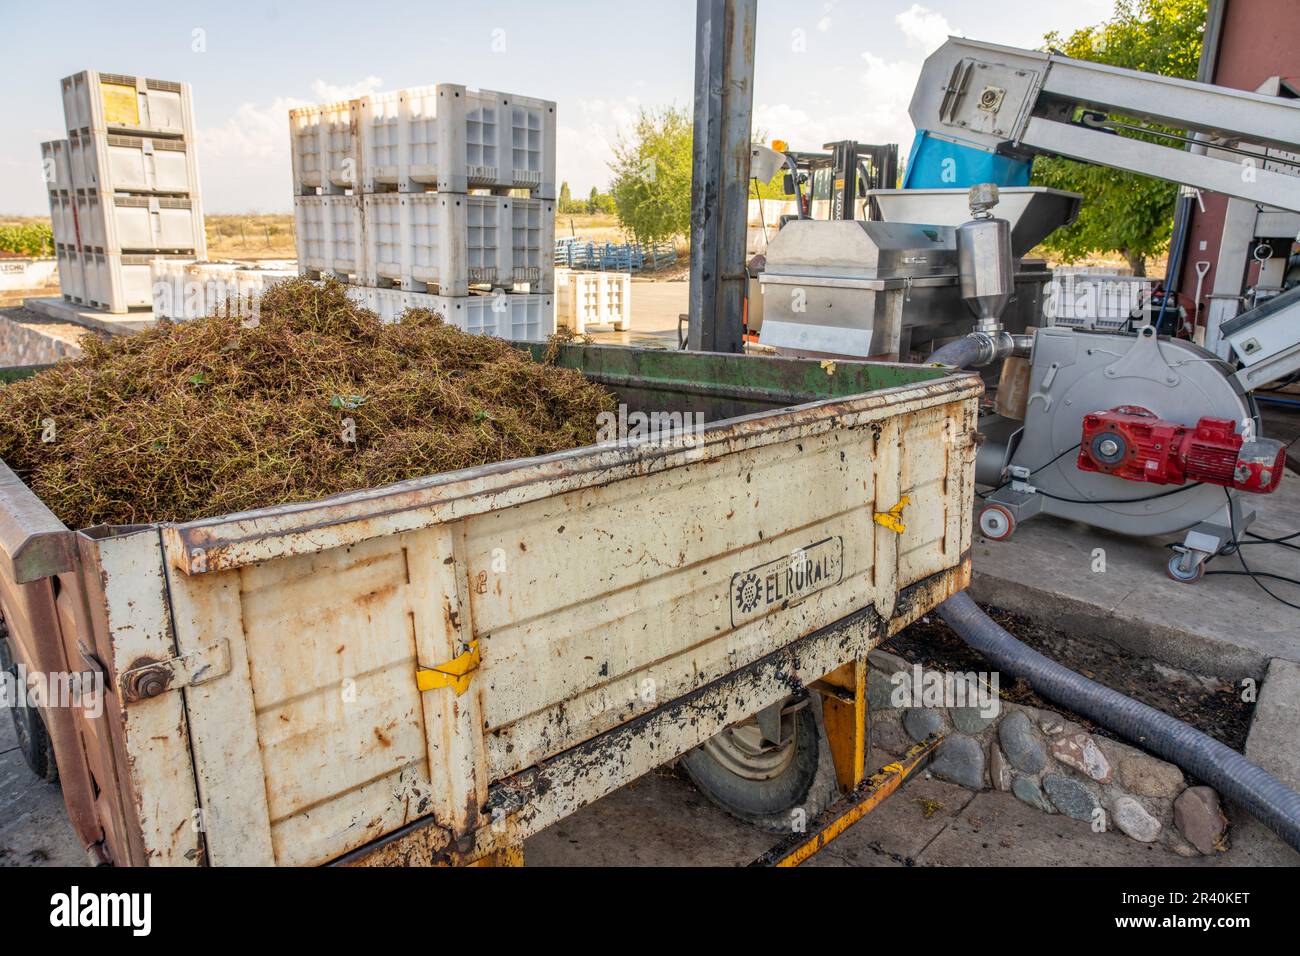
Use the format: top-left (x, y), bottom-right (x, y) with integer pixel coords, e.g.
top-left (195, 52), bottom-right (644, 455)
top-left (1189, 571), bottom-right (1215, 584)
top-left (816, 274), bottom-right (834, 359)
top-left (0, 346), bottom-right (979, 866)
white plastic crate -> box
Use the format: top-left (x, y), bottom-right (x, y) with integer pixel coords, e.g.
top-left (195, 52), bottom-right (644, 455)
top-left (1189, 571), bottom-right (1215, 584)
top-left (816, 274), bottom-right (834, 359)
top-left (356, 84), bottom-right (556, 195)
top-left (556, 270), bottom-right (631, 332)
top-left (293, 195), bottom-right (364, 277)
top-left (41, 140), bottom-right (75, 192)
top-left (149, 259), bottom-right (197, 319)
top-left (362, 193), bottom-right (554, 294)
top-left (61, 71), bottom-right (195, 138)
top-left (73, 190), bottom-right (206, 255)
top-left (82, 251), bottom-right (193, 313)
top-left (408, 292), bottom-right (555, 341)
top-left (345, 286), bottom-right (409, 324)
top-left (150, 262), bottom-right (297, 321)
top-left (48, 191), bottom-right (79, 248)
top-left (151, 260), bottom-right (248, 320)
top-left (70, 129), bottom-right (200, 194)
top-left (289, 100), bottom-right (359, 194)
top-left (233, 266), bottom-right (297, 305)
top-left (56, 245), bottom-right (86, 303)
top-left (1046, 271), bottom-right (1151, 330)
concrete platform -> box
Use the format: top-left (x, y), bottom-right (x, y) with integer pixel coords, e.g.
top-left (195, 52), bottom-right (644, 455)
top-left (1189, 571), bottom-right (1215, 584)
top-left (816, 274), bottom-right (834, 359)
top-left (1219, 658), bottom-right (1300, 865)
top-left (969, 474), bottom-right (1300, 682)
top-left (22, 296), bottom-right (154, 336)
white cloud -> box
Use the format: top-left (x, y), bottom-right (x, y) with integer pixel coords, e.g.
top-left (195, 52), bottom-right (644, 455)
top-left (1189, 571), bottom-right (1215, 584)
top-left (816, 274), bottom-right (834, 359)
top-left (309, 76), bottom-right (385, 103)
top-left (895, 4), bottom-right (957, 55)
top-left (555, 96), bottom-right (641, 196)
top-left (754, 49), bottom-right (923, 161)
top-left (196, 76), bottom-right (383, 213)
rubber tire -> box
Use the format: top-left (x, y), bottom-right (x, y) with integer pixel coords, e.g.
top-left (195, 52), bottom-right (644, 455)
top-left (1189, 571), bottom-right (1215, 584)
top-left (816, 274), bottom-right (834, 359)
top-left (0, 627), bottom-right (59, 784)
top-left (681, 695), bottom-right (838, 833)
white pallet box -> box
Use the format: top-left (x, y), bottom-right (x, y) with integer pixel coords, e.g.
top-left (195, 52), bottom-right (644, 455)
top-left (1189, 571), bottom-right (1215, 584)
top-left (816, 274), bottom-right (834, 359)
top-left (289, 100), bottom-right (359, 195)
top-left (409, 291), bottom-right (555, 341)
top-left (232, 266), bottom-right (298, 317)
top-left (1046, 272), bottom-right (1151, 330)
top-left (83, 251), bottom-right (193, 313)
top-left (40, 140), bottom-right (75, 192)
top-left (363, 193), bottom-right (554, 295)
top-left (192, 262), bottom-right (243, 320)
top-left (56, 244), bottom-right (86, 304)
top-left (61, 71), bottom-right (196, 139)
top-left (375, 287), bottom-right (408, 324)
top-left (234, 266), bottom-right (298, 298)
top-left (356, 84), bottom-right (556, 196)
top-left (356, 90), bottom-right (404, 192)
top-left (601, 272), bottom-right (632, 330)
top-left (507, 196), bottom-right (555, 291)
top-left (149, 258), bottom-right (202, 320)
top-left (294, 195), bottom-right (364, 278)
top-left (69, 128), bottom-right (201, 195)
top-left (556, 270), bottom-right (631, 332)
top-left (48, 191), bottom-right (79, 249)
top-left (74, 189), bottom-right (206, 255)
top-left (351, 286), bottom-right (411, 324)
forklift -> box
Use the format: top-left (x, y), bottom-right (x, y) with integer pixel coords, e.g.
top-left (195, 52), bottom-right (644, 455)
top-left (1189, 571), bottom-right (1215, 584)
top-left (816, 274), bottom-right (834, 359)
top-left (743, 139), bottom-right (898, 343)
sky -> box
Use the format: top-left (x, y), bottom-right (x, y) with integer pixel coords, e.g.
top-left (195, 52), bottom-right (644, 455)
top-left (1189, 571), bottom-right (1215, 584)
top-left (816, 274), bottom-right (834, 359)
top-left (0, 0), bottom-right (1118, 215)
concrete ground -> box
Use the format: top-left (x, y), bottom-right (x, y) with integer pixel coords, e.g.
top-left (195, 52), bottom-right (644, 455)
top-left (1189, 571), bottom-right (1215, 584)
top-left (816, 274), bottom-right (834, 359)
top-left (524, 747), bottom-right (1206, 867)
top-left (22, 296), bottom-right (152, 336)
top-left (585, 278), bottom-right (685, 348)
top-left (0, 714), bottom-right (84, 867)
top-left (969, 473), bottom-right (1300, 683)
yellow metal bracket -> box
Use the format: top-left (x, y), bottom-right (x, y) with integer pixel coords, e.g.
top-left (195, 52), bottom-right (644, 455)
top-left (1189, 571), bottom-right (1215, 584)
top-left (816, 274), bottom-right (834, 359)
top-left (874, 495), bottom-right (910, 534)
top-left (416, 641), bottom-right (481, 696)
top-left (752, 735), bottom-right (943, 867)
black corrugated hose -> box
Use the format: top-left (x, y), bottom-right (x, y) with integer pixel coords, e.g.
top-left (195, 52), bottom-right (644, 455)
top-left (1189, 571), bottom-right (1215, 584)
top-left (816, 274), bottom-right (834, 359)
top-left (939, 591), bottom-right (1300, 853)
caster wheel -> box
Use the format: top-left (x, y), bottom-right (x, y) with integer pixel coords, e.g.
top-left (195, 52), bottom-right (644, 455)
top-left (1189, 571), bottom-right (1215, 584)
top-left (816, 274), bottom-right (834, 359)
top-left (979, 504), bottom-right (1016, 541)
top-left (1166, 553), bottom-right (1205, 583)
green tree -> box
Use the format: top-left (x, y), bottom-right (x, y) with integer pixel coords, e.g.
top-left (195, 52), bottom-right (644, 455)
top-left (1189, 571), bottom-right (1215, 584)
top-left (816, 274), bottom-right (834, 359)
top-left (610, 106), bottom-right (694, 245)
top-left (588, 186), bottom-right (599, 214)
top-left (559, 181), bottom-right (573, 213)
top-left (1031, 0), bottom-right (1207, 275)
top-left (0, 222), bottom-right (53, 257)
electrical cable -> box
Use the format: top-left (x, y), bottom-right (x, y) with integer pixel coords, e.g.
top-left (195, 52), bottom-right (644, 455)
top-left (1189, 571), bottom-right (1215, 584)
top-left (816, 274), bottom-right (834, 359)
top-left (1208, 487), bottom-right (1300, 611)
top-left (975, 443), bottom-right (1080, 500)
top-left (1035, 482), bottom-right (1206, 506)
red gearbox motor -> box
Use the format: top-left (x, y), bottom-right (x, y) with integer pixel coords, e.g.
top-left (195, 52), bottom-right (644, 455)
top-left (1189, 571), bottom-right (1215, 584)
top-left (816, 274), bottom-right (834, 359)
top-left (1077, 406), bottom-right (1285, 493)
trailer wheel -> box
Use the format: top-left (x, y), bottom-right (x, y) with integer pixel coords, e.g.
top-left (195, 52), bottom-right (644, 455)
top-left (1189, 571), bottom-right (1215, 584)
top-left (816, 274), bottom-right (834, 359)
top-left (0, 622), bottom-right (59, 784)
top-left (680, 693), bottom-right (837, 833)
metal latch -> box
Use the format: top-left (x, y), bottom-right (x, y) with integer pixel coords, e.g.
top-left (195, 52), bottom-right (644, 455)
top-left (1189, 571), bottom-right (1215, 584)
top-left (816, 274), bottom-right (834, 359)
top-left (416, 641), bottom-right (481, 696)
top-left (874, 496), bottom-right (910, 535)
top-left (121, 641), bottom-right (231, 702)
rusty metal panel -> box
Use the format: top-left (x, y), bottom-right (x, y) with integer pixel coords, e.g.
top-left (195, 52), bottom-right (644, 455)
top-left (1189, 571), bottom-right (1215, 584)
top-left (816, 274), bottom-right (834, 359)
top-left (468, 421), bottom-right (884, 777)
top-left (81, 528), bottom-right (204, 865)
top-left (163, 526), bottom-right (490, 866)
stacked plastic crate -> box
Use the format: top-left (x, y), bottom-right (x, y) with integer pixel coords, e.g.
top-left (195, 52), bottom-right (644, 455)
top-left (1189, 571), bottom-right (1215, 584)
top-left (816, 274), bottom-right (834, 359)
top-left (44, 71), bottom-right (207, 313)
top-left (290, 85), bottom-right (557, 341)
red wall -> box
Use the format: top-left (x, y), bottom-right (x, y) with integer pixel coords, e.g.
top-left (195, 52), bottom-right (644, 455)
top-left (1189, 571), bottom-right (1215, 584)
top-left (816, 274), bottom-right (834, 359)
top-left (1178, 0), bottom-right (1300, 322)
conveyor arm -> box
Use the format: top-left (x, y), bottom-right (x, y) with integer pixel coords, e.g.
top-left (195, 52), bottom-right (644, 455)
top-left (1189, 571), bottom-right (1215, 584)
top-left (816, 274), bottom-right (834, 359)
top-left (910, 38), bottom-right (1300, 212)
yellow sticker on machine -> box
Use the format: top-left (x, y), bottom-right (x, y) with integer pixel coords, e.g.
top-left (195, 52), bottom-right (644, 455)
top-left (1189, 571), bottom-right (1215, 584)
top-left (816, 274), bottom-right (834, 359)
top-left (101, 83), bottom-right (139, 126)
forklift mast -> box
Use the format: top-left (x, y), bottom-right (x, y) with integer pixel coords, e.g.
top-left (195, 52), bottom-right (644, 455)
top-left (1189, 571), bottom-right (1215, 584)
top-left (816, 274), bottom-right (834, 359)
top-left (780, 140), bottom-right (899, 221)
